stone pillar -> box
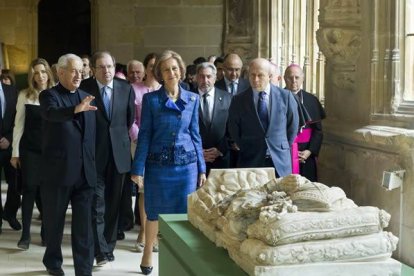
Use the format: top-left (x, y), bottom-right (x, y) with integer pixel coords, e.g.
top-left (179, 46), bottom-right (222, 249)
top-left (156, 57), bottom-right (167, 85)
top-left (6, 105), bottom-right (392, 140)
top-left (317, 0), bottom-right (414, 266)
top-left (316, 0), bottom-right (362, 122)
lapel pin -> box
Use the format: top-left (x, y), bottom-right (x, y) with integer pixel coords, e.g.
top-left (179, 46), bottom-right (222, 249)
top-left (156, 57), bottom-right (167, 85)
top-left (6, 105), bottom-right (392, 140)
top-left (219, 97), bottom-right (222, 101)
top-left (190, 96), bottom-right (195, 101)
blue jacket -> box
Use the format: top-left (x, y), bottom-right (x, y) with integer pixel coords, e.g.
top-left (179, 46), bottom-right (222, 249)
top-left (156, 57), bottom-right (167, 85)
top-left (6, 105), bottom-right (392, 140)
top-left (228, 84), bottom-right (299, 177)
top-left (131, 86), bottom-right (206, 175)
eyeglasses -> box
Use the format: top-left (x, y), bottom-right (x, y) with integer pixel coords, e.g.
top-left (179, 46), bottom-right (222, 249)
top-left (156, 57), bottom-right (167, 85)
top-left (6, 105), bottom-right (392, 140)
top-left (95, 64), bottom-right (114, 70)
top-left (225, 67), bottom-right (241, 73)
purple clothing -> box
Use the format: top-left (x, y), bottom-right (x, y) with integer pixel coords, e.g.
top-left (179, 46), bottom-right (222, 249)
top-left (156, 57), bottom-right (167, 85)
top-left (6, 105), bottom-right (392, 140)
top-left (129, 82), bottom-right (160, 142)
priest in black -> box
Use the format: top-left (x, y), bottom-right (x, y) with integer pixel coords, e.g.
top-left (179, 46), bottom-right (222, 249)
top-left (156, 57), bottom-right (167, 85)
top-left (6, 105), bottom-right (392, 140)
top-left (39, 54), bottom-right (97, 276)
top-left (284, 64), bottom-right (326, 182)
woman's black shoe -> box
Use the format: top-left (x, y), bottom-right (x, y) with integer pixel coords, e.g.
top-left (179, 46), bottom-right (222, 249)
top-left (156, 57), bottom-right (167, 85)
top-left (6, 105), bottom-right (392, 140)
top-left (140, 265), bottom-right (153, 275)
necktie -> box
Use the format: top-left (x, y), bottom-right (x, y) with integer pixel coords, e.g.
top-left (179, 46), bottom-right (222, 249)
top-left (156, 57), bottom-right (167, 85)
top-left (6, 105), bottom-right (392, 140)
top-left (257, 91), bottom-right (269, 131)
top-left (203, 93), bottom-right (211, 127)
top-left (102, 86), bottom-right (111, 118)
top-left (230, 81), bottom-right (235, 95)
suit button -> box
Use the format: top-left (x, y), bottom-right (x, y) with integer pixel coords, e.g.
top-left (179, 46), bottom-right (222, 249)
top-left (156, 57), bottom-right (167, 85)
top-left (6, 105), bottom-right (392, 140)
top-left (171, 132), bottom-right (176, 136)
top-left (171, 142), bottom-right (175, 146)
top-left (177, 115), bottom-right (181, 118)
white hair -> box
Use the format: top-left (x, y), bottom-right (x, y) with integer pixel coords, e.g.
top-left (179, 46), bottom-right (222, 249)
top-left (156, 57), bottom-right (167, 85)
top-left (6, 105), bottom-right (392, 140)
top-left (57, 53), bottom-right (82, 70)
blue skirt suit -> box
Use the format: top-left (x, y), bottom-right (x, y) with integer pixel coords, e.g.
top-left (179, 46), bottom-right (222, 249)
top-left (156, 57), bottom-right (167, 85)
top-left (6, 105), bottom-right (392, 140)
top-left (131, 87), bottom-right (206, 220)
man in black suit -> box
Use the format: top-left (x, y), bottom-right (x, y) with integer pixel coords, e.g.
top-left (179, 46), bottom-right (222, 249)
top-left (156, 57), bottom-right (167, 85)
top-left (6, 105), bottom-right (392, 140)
top-left (39, 53), bottom-right (97, 276)
top-left (80, 51), bottom-right (135, 265)
top-left (0, 81), bottom-right (20, 233)
top-left (214, 53), bottom-right (250, 96)
top-left (214, 53), bottom-right (251, 168)
top-left (195, 62), bottom-right (232, 175)
top-left (228, 58), bottom-right (299, 177)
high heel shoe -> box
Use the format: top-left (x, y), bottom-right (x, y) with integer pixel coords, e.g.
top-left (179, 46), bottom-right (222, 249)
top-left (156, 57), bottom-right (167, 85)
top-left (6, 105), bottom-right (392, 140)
top-left (140, 265), bottom-right (153, 275)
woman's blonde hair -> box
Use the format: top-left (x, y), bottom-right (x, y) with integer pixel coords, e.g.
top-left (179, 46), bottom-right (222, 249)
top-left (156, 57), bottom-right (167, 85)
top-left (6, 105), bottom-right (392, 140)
top-left (26, 58), bottom-right (55, 100)
top-left (153, 50), bottom-right (186, 83)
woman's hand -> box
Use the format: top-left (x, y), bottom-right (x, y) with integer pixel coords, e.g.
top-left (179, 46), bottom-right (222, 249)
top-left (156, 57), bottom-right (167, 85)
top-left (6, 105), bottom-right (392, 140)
top-left (198, 173), bottom-right (207, 188)
top-left (131, 175), bottom-right (144, 189)
top-left (10, 157), bottom-right (20, 169)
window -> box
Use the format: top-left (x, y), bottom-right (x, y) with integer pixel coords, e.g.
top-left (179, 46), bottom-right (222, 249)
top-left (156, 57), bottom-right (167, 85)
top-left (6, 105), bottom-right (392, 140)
top-left (269, 0), bottom-right (325, 102)
top-left (371, 0), bottom-right (414, 124)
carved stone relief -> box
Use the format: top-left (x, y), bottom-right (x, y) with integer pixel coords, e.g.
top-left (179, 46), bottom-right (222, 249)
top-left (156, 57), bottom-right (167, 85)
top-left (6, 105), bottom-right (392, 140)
top-left (316, 28), bottom-right (361, 64)
top-left (317, 0), bottom-right (361, 96)
top-left (227, 0), bottom-right (251, 37)
top-left (223, 0), bottom-right (257, 58)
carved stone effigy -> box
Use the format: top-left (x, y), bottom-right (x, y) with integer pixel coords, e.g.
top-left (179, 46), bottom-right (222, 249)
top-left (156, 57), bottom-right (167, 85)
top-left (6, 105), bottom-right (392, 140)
top-left (187, 169), bottom-right (402, 276)
top-left (247, 206), bottom-right (391, 246)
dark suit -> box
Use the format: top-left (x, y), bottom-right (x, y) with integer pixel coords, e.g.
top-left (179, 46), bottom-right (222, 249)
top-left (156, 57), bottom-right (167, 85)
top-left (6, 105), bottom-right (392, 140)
top-left (0, 83), bottom-right (19, 228)
top-left (198, 88), bottom-right (232, 174)
top-left (228, 84), bottom-right (299, 177)
top-left (215, 77), bottom-right (250, 168)
top-left (39, 84), bottom-right (96, 275)
top-left (215, 77), bottom-right (250, 96)
top-left (79, 77), bottom-right (135, 256)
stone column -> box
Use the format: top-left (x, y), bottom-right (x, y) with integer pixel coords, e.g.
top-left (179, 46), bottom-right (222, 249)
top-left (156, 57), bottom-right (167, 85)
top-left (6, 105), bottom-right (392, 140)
top-left (316, 0), bottom-right (362, 121)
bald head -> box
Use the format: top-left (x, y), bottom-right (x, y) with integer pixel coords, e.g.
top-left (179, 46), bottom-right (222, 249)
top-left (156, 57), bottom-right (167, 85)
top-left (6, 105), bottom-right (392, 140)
top-left (284, 64), bottom-right (304, 93)
top-left (223, 53), bottom-right (243, 81)
top-left (248, 58), bottom-right (271, 92)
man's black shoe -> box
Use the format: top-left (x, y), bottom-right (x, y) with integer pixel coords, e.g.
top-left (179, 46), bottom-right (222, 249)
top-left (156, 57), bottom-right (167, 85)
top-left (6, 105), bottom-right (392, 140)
top-left (3, 216), bottom-right (21, 231)
top-left (95, 253), bottom-right (108, 266)
top-left (106, 252), bottom-right (115, 262)
top-left (47, 267), bottom-right (65, 276)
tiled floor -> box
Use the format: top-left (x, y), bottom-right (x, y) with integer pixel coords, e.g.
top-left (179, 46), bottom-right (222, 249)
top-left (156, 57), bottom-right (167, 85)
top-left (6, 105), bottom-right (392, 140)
top-left (0, 185), bottom-right (158, 275)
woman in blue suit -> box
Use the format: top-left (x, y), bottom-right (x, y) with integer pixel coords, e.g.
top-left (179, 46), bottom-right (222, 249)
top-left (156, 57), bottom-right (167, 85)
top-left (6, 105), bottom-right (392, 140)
top-left (131, 50), bottom-right (206, 275)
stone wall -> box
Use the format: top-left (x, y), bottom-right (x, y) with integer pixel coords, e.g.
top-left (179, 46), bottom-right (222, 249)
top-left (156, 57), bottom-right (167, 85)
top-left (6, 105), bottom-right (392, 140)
top-left (0, 0), bottom-right (223, 72)
top-left (0, 0), bottom-right (37, 74)
top-left (317, 0), bottom-right (414, 266)
top-left (92, 0), bottom-right (223, 65)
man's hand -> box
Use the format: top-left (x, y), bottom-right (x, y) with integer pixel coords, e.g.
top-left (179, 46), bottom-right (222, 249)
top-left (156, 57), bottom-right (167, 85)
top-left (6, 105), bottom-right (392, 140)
top-left (75, 95), bottom-right (97, 113)
top-left (0, 137), bottom-right (10, 149)
top-left (131, 175), bottom-right (144, 190)
top-left (298, 150), bottom-right (312, 163)
top-left (10, 157), bottom-right (20, 168)
top-left (203, 147), bottom-right (222, 163)
top-left (230, 143), bottom-right (240, 151)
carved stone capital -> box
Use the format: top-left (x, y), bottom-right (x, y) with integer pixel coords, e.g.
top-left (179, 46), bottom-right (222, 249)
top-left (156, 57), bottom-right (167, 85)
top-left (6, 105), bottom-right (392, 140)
top-left (316, 28), bottom-right (361, 65)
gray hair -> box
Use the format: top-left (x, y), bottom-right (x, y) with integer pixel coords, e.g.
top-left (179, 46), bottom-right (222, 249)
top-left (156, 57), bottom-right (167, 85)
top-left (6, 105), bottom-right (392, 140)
top-left (127, 59), bottom-right (144, 71)
top-left (57, 54), bottom-right (82, 70)
top-left (196, 62), bottom-right (217, 76)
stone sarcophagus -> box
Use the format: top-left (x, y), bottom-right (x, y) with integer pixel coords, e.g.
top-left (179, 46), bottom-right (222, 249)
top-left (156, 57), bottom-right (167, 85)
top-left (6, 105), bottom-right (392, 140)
top-left (188, 168), bottom-right (401, 276)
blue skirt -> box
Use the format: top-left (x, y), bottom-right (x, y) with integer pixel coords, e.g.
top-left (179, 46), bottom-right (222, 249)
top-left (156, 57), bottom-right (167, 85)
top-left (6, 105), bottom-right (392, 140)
top-left (144, 162), bottom-right (198, 220)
